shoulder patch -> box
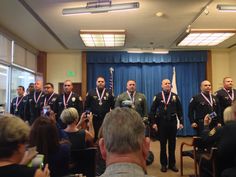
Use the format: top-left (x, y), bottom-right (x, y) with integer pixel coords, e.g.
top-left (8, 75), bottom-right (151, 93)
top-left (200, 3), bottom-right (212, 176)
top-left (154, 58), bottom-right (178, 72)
top-left (208, 128), bottom-right (216, 136)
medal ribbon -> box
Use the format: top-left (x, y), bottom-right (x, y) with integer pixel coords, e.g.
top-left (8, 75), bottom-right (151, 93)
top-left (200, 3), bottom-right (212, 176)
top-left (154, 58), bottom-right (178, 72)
top-left (96, 88), bottom-right (106, 105)
top-left (127, 91), bottom-right (136, 104)
top-left (201, 92), bottom-right (213, 107)
top-left (16, 96), bottom-right (24, 109)
top-left (44, 92), bottom-right (55, 106)
top-left (223, 88), bottom-right (234, 102)
top-left (63, 92), bottom-right (72, 108)
top-left (34, 91), bottom-right (43, 106)
top-left (162, 91), bottom-right (171, 108)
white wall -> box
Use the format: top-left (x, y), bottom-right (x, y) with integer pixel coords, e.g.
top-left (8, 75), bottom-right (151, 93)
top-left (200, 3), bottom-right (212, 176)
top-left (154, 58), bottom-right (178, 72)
top-left (47, 52), bottom-right (82, 92)
top-left (229, 48), bottom-right (236, 83)
top-left (211, 50), bottom-right (230, 92)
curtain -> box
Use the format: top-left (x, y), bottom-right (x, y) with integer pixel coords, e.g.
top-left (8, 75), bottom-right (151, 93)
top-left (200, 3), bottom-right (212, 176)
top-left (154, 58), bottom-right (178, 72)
top-left (87, 51), bottom-right (207, 136)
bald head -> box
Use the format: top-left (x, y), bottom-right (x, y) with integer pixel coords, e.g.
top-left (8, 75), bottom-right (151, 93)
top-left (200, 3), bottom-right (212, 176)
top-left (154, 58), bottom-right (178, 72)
top-left (200, 80), bottom-right (211, 93)
top-left (34, 80), bottom-right (43, 92)
top-left (161, 79), bottom-right (171, 92)
top-left (223, 77), bottom-right (233, 90)
top-left (63, 80), bottom-right (73, 94)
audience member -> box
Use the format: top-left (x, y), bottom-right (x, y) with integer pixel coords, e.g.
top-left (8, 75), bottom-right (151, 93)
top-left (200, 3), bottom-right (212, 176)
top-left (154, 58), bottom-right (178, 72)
top-left (0, 114), bottom-right (49, 177)
top-left (99, 107), bottom-right (154, 177)
top-left (60, 108), bottom-right (94, 149)
top-left (29, 117), bottom-right (70, 177)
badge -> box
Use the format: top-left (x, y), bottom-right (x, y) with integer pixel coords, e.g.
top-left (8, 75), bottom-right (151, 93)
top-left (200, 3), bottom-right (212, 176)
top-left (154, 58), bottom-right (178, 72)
top-left (106, 93), bottom-right (109, 97)
top-left (104, 97), bottom-right (107, 100)
top-left (93, 96), bottom-right (97, 99)
top-left (52, 98), bottom-right (56, 102)
top-left (172, 95), bottom-right (176, 101)
top-left (72, 97), bottom-right (76, 102)
top-left (139, 98), bottom-right (142, 101)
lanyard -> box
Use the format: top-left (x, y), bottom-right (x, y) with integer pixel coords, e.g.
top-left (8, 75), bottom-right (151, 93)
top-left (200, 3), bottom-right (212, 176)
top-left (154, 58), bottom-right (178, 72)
top-left (96, 88), bottom-right (106, 105)
top-left (223, 88), bottom-right (234, 102)
top-left (162, 91), bottom-right (171, 108)
top-left (201, 92), bottom-right (213, 107)
top-left (127, 91), bottom-right (136, 104)
top-left (63, 92), bottom-right (72, 109)
top-left (44, 92), bottom-right (55, 106)
top-left (34, 91), bottom-right (43, 105)
top-left (15, 96), bottom-right (24, 109)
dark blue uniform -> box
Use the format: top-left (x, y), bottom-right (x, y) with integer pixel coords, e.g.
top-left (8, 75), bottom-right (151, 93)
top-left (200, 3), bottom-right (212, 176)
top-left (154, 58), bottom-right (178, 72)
top-left (43, 93), bottom-right (59, 115)
top-left (215, 88), bottom-right (236, 123)
top-left (24, 91), bottom-right (45, 124)
top-left (10, 96), bottom-right (27, 120)
top-left (57, 92), bottom-right (83, 127)
top-left (84, 88), bottom-right (114, 141)
top-left (149, 91), bottom-right (183, 168)
top-left (188, 93), bottom-right (221, 135)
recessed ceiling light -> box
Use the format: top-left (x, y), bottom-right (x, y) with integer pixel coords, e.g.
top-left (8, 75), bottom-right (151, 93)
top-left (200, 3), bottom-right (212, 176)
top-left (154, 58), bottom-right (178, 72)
top-left (80, 30), bottom-right (125, 47)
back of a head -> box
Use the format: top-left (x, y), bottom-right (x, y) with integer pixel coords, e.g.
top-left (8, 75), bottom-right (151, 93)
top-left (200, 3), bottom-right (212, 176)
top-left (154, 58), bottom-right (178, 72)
top-left (224, 107), bottom-right (235, 123)
top-left (0, 115), bottom-right (30, 158)
top-left (101, 107), bottom-right (145, 154)
top-left (60, 107), bottom-right (79, 125)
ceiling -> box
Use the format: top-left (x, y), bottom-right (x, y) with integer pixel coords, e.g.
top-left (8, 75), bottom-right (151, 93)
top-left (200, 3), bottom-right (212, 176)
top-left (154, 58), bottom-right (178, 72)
top-left (0, 0), bottom-right (236, 53)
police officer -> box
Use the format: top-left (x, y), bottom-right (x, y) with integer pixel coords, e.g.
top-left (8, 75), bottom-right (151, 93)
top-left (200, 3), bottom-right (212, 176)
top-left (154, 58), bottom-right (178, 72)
top-left (115, 80), bottom-right (148, 118)
top-left (189, 80), bottom-right (221, 136)
top-left (149, 79), bottom-right (183, 173)
top-left (84, 76), bottom-right (115, 141)
top-left (43, 82), bottom-right (59, 115)
top-left (10, 86), bottom-right (27, 120)
top-left (57, 80), bottom-right (83, 127)
top-left (24, 80), bottom-right (45, 124)
top-left (215, 77), bottom-right (236, 124)
top-left (199, 103), bottom-right (236, 177)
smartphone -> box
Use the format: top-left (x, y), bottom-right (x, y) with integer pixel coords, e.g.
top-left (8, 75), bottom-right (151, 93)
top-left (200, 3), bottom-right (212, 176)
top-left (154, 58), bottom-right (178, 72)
top-left (28, 154), bottom-right (44, 169)
top-left (42, 106), bottom-right (51, 117)
top-left (208, 112), bottom-right (217, 119)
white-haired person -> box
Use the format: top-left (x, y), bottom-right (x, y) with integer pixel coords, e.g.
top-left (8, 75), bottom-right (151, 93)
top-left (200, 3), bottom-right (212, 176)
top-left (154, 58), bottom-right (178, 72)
top-left (99, 107), bottom-right (154, 177)
top-left (60, 107), bottom-right (94, 149)
top-left (0, 114), bottom-right (49, 177)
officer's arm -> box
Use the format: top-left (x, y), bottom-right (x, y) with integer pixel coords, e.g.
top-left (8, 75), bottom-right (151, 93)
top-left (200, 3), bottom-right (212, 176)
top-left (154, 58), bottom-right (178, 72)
top-left (109, 91), bottom-right (115, 109)
top-left (142, 95), bottom-right (148, 118)
top-left (149, 96), bottom-right (159, 125)
top-left (215, 96), bottom-right (223, 124)
top-left (84, 92), bottom-right (91, 111)
top-left (176, 95), bottom-right (184, 125)
top-left (24, 98), bottom-right (30, 122)
top-left (188, 97), bottom-right (196, 124)
top-left (76, 96), bottom-right (83, 117)
top-left (114, 95), bottom-right (122, 107)
top-left (10, 99), bottom-right (14, 114)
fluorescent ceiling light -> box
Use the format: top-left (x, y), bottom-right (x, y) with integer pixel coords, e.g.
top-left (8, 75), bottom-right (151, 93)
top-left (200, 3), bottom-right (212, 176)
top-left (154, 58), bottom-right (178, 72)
top-left (178, 29), bottom-right (236, 46)
top-left (80, 30), bottom-right (125, 47)
top-left (127, 49), bottom-right (169, 54)
top-left (217, 4), bottom-right (236, 12)
top-left (62, 1), bottom-right (139, 15)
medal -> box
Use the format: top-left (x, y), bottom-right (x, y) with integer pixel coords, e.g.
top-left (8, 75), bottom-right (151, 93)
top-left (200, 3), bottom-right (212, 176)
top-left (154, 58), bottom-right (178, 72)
top-left (15, 96), bottom-right (24, 113)
top-left (34, 91), bottom-right (43, 108)
top-left (63, 92), bottom-right (72, 109)
top-left (201, 92), bottom-right (213, 107)
top-left (162, 91), bottom-right (171, 111)
top-left (127, 91), bottom-right (136, 107)
top-left (223, 88), bottom-right (234, 104)
top-left (96, 88), bottom-right (106, 106)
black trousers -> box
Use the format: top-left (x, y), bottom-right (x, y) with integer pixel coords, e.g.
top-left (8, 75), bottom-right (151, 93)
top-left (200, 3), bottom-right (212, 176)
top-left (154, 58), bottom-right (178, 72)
top-left (159, 119), bottom-right (177, 167)
top-left (93, 115), bottom-right (104, 142)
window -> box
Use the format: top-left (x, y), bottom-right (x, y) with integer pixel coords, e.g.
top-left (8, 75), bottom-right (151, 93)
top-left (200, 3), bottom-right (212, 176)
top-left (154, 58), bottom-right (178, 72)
top-left (0, 64), bottom-right (9, 111)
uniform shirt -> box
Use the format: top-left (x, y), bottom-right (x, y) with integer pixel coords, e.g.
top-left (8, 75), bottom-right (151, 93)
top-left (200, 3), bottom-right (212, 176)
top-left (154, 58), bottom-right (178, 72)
top-left (115, 91), bottom-right (148, 118)
top-left (149, 91), bottom-right (183, 125)
top-left (10, 96), bottom-right (27, 120)
top-left (215, 88), bottom-right (236, 121)
top-left (43, 93), bottom-right (59, 114)
top-left (24, 91), bottom-right (45, 124)
top-left (188, 93), bottom-right (221, 124)
top-left (57, 92), bottom-right (83, 119)
top-left (84, 88), bottom-right (114, 118)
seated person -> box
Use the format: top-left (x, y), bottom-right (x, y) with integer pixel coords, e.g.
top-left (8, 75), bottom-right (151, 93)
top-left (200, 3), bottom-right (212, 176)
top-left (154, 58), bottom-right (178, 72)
top-left (29, 117), bottom-right (70, 177)
top-left (99, 107), bottom-right (153, 177)
top-left (200, 100), bottom-right (236, 177)
top-left (60, 108), bottom-right (94, 150)
top-left (0, 114), bottom-right (49, 177)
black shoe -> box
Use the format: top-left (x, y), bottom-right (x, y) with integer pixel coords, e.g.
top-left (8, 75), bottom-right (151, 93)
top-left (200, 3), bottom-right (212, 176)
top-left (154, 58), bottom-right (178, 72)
top-left (168, 166), bottom-right (179, 172)
top-left (161, 166), bottom-right (167, 172)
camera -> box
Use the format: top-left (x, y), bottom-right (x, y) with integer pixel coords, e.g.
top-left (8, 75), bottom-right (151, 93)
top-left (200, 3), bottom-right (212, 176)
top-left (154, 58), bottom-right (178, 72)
top-left (42, 106), bottom-right (51, 117)
top-left (208, 112), bottom-right (217, 119)
top-left (28, 154), bottom-right (44, 169)
top-left (84, 110), bottom-right (90, 123)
